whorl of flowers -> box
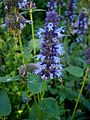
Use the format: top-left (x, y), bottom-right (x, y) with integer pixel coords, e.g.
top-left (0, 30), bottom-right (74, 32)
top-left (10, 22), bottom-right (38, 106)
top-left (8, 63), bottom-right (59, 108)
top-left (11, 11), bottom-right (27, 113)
top-left (57, 0), bottom-right (66, 7)
top-left (3, 0), bottom-right (19, 12)
top-left (66, 0), bottom-right (77, 25)
top-left (74, 11), bottom-right (88, 42)
top-left (18, 0), bottom-right (36, 10)
top-left (75, 11), bottom-right (88, 34)
top-left (3, 0), bottom-right (32, 30)
top-left (35, 0), bottom-right (64, 80)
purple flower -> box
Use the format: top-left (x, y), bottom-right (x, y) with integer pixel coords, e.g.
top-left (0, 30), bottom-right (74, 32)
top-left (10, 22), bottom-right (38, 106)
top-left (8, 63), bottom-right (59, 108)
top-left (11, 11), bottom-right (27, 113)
top-left (22, 92), bottom-right (29, 103)
top-left (73, 11), bottom-right (88, 42)
top-left (35, 0), bottom-right (64, 80)
top-left (5, 13), bottom-right (32, 30)
top-left (75, 11), bottom-right (88, 35)
top-left (18, 0), bottom-right (36, 10)
top-left (66, 0), bottom-right (77, 25)
top-left (37, 28), bottom-right (45, 38)
top-left (3, 0), bottom-right (18, 11)
top-left (57, 0), bottom-right (66, 5)
top-left (3, 0), bottom-right (33, 30)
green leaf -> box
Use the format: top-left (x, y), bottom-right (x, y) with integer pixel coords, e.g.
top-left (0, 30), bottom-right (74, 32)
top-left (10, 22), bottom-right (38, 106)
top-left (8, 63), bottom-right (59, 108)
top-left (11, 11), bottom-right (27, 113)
top-left (33, 9), bottom-right (46, 12)
top-left (64, 66), bottom-right (84, 77)
top-left (24, 47), bottom-right (32, 60)
top-left (29, 104), bottom-right (56, 120)
top-left (29, 39), bottom-right (41, 51)
top-left (0, 90), bottom-right (11, 117)
top-left (28, 73), bottom-right (47, 94)
top-left (83, 100), bottom-right (90, 110)
top-left (58, 85), bottom-right (78, 101)
top-left (0, 75), bottom-right (21, 83)
top-left (39, 97), bottom-right (60, 120)
top-left (29, 104), bottom-right (38, 120)
top-left (48, 87), bottom-right (58, 95)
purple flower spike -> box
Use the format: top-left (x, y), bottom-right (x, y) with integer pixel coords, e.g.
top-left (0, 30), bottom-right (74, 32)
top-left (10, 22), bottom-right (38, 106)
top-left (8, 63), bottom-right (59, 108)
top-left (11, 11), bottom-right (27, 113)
top-left (76, 11), bottom-right (88, 35)
top-left (66, 0), bottom-right (77, 25)
top-left (18, 0), bottom-right (36, 10)
top-left (73, 11), bottom-right (88, 42)
top-left (35, 0), bottom-right (64, 80)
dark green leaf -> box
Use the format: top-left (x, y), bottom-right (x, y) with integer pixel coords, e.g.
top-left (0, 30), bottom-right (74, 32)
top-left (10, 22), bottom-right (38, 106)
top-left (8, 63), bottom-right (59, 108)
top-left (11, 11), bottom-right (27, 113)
top-left (39, 97), bottom-right (60, 120)
top-left (28, 73), bottom-right (47, 94)
top-left (0, 90), bottom-right (11, 117)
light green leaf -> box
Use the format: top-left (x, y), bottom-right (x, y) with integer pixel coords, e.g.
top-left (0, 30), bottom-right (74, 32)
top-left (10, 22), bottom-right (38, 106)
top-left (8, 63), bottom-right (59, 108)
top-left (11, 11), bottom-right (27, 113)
top-left (0, 75), bottom-right (21, 83)
top-left (29, 39), bottom-right (41, 51)
top-left (64, 66), bottom-right (84, 77)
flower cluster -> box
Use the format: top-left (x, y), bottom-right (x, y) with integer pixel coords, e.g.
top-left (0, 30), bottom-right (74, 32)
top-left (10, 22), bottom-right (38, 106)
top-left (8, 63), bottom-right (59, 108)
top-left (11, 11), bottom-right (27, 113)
top-left (35, 0), bottom-right (64, 80)
top-left (5, 12), bottom-right (32, 30)
top-left (74, 11), bottom-right (88, 34)
top-left (66, 0), bottom-right (77, 25)
top-left (18, 0), bottom-right (36, 10)
top-left (3, 0), bottom-right (19, 12)
top-left (3, 0), bottom-right (32, 30)
top-left (77, 12), bottom-right (88, 34)
top-left (73, 11), bottom-right (88, 42)
top-left (57, 0), bottom-right (66, 7)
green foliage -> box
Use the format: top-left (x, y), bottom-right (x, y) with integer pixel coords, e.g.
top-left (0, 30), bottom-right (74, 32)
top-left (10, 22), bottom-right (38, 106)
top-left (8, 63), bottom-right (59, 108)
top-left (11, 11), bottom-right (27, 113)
top-left (28, 73), bottom-right (47, 94)
top-left (0, 75), bottom-right (21, 83)
top-left (0, 0), bottom-right (89, 119)
top-left (0, 90), bottom-right (11, 117)
top-left (39, 97), bottom-right (60, 120)
top-left (29, 39), bottom-right (41, 51)
top-left (64, 66), bottom-right (84, 77)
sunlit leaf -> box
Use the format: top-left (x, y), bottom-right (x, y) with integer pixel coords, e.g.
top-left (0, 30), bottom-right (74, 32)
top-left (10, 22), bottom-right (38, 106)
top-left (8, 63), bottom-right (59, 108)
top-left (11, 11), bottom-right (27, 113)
top-left (0, 75), bottom-right (21, 83)
top-left (64, 66), bottom-right (84, 77)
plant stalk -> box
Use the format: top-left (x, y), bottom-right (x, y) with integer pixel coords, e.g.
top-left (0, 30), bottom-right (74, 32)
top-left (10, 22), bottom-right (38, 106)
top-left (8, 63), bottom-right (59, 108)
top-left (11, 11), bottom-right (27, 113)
top-left (71, 68), bottom-right (89, 120)
top-left (29, 3), bottom-right (36, 62)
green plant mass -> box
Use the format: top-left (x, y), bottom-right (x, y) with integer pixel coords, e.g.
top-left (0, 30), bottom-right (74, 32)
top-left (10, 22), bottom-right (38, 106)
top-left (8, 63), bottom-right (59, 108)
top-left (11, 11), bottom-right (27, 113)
top-left (0, 0), bottom-right (90, 120)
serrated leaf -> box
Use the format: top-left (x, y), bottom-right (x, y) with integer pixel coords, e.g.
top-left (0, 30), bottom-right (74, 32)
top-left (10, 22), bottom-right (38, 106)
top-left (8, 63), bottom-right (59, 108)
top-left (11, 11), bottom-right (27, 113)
top-left (39, 97), bottom-right (60, 120)
top-left (29, 104), bottom-right (55, 120)
top-left (0, 75), bottom-right (21, 83)
top-left (64, 66), bottom-right (84, 77)
top-left (0, 90), bottom-right (11, 117)
top-left (28, 73), bottom-right (47, 94)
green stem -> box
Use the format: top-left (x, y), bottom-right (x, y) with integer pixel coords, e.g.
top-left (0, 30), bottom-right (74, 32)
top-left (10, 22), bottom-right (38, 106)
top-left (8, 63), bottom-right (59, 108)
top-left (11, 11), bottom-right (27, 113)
top-left (33, 95), bottom-right (42, 120)
top-left (33, 94), bottom-right (37, 104)
top-left (2, 116), bottom-right (6, 120)
top-left (26, 103), bottom-right (31, 112)
top-left (59, 5), bottom-right (61, 15)
top-left (38, 93), bottom-right (40, 102)
top-left (18, 31), bottom-right (26, 64)
top-left (71, 68), bottom-right (89, 120)
top-left (29, 7), bottom-right (36, 62)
